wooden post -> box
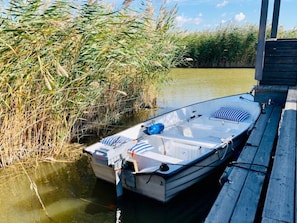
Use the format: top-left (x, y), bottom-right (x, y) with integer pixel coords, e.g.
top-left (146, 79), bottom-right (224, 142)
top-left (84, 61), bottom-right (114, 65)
top-left (255, 0), bottom-right (269, 81)
top-left (271, 0), bottom-right (281, 38)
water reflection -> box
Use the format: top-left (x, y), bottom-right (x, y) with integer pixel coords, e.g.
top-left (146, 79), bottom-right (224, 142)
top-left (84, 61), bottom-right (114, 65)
top-left (0, 157), bottom-right (223, 223)
top-left (80, 165), bottom-right (224, 223)
top-left (114, 168), bottom-right (224, 223)
top-left (0, 157), bottom-right (114, 223)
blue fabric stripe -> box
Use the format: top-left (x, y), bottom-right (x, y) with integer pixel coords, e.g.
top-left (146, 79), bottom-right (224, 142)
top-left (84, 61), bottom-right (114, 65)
top-left (129, 141), bottom-right (153, 154)
top-left (212, 106), bottom-right (250, 122)
top-left (100, 135), bottom-right (131, 146)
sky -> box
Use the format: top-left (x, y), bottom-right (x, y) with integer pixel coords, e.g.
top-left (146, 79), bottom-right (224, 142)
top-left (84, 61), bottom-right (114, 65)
top-left (107, 0), bottom-right (297, 32)
top-left (1, 0), bottom-right (296, 32)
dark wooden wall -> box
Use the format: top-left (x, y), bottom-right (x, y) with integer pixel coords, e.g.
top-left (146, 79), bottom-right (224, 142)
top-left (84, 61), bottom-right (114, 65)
top-left (260, 39), bottom-right (297, 86)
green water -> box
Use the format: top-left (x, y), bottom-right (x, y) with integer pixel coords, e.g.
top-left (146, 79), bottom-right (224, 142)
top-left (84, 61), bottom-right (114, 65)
top-left (0, 68), bottom-right (256, 223)
top-left (158, 68), bottom-right (256, 113)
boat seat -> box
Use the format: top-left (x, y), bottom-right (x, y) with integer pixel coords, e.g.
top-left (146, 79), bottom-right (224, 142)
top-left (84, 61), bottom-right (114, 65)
top-left (139, 151), bottom-right (182, 164)
top-left (152, 133), bottom-right (220, 148)
top-left (100, 135), bottom-right (132, 146)
top-left (128, 141), bottom-right (153, 154)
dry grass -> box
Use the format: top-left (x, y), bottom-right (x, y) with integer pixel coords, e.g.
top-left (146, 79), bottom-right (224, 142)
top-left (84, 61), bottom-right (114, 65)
top-left (0, 0), bottom-right (183, 167)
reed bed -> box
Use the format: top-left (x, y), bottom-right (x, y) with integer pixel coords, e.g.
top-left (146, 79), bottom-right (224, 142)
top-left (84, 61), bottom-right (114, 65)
top-left (180, 24), bottom-right (297, 68)
top-left (0, 0), bottom-right (182, 167)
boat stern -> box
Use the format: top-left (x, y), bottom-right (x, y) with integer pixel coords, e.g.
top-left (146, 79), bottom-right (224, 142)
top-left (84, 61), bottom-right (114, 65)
top-left (83, 141), bottom-right (131, 184)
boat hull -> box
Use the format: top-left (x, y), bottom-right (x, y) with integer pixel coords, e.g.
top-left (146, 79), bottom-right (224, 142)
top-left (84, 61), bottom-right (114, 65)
top-left (88, 132), bottom-right (246, 202)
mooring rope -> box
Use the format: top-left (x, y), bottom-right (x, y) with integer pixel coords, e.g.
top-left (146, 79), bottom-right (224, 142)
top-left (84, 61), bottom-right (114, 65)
top-left (228, 161), bottom-right (268, 175)
top-left (217, 136), bottom-right (234, 160)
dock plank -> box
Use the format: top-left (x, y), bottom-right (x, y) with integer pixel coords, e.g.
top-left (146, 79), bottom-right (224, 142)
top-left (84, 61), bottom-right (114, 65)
top-left (204, 145), bottom-right (258, 223)
top-left (205, 105), bottom-right (282, 223)
top-left (261, 87), bottom-right (297, 223)
top-left (205, 86), bottom-right (297, 223)
top-left (230, 106), bottom-right (282, 222)
top-left (247, 106), bottom-right (274, 146)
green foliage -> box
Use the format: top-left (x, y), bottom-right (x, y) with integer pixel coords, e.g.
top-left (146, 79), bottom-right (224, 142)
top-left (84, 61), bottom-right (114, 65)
top-left (0, 0), bottom-right (182, 166)
top-left (276, 25), bottom-right (297, 39)
top-left (180, 24), bottom-right (297, 68)
top-left (180, 24), bottom-right (259, 67)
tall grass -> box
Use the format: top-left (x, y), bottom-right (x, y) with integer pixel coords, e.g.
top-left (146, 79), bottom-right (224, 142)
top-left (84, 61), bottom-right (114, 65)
top-left (180, 24), bottom-right (258, 68)
top-left (180, 24), bottom-right (297, 68)
top-left (0, 0), bottom-right (182, 167)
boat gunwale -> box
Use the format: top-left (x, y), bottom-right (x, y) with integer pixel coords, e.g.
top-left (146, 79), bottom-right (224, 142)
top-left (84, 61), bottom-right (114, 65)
top-left (134, 130), bottom-right (247, 178)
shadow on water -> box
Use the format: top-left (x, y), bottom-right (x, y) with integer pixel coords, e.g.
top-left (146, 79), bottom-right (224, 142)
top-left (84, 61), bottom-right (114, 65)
top-left (84, 166), bottom-right (225, 223)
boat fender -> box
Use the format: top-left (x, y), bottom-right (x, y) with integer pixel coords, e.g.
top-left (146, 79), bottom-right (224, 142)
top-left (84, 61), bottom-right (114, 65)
top-left (159, 163), bottom-right (169, 171)
top-left (219, 167), bottom-right (233, 185)
top-left (146, 123), bottom-right (164, 135)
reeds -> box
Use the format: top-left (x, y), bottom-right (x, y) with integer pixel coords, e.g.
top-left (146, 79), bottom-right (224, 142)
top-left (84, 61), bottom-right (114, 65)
top-left (180, 24), bottom-right (259, 68)
top-left (180, 23), bottom-right (297, 68)
top-left (0, 0), bottom-right (182, 167)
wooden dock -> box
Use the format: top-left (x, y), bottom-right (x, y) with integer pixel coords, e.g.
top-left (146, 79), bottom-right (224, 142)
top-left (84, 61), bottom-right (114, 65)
top-left (205, 86), bottom-right (297, 222)
top-left (262, 87), bottom-right (297, 222)
top-left (205, 1), bottom-right (297, 221)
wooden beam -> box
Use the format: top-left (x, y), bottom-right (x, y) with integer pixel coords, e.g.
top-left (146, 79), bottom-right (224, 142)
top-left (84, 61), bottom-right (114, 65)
top-left (271, 0), bottom-right (281, 38)
top-left (255, 0), bottom-right (269, 81)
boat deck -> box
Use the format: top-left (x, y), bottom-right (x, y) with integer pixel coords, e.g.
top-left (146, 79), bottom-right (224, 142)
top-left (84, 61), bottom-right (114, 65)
top-left (205, 86), bottom-right (297, 222)
top-left (150, 115), bottom-right (250, 149)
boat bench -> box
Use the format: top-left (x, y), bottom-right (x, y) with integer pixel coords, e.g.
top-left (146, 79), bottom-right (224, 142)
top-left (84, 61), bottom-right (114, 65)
top-left (131, 150), bottom-right (183, 172)
top-left (140, 151), bottom-right (182, 164)
top-left (151, 133), bottom-right (221, 149)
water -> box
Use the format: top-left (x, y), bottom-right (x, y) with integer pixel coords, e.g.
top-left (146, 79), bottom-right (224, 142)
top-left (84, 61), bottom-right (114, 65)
top-left (158, 68), bottom-right (256, 114)
top-left (0, 68), bottom-right (256, 223)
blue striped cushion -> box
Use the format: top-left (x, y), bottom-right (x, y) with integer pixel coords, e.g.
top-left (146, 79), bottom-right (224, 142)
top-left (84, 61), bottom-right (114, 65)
top-left (212, 106), bottom-right (250, 122)
top-left (100, 135), bottom-right (131, 146)
top-left (129, 141), bottom-right (153, 154)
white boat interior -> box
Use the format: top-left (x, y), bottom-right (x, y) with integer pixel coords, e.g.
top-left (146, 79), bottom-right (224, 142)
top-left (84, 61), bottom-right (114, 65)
top-left (125, 117), bottom-right (250, 173)
top-left (87, 94), bottom-right (260, 175)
